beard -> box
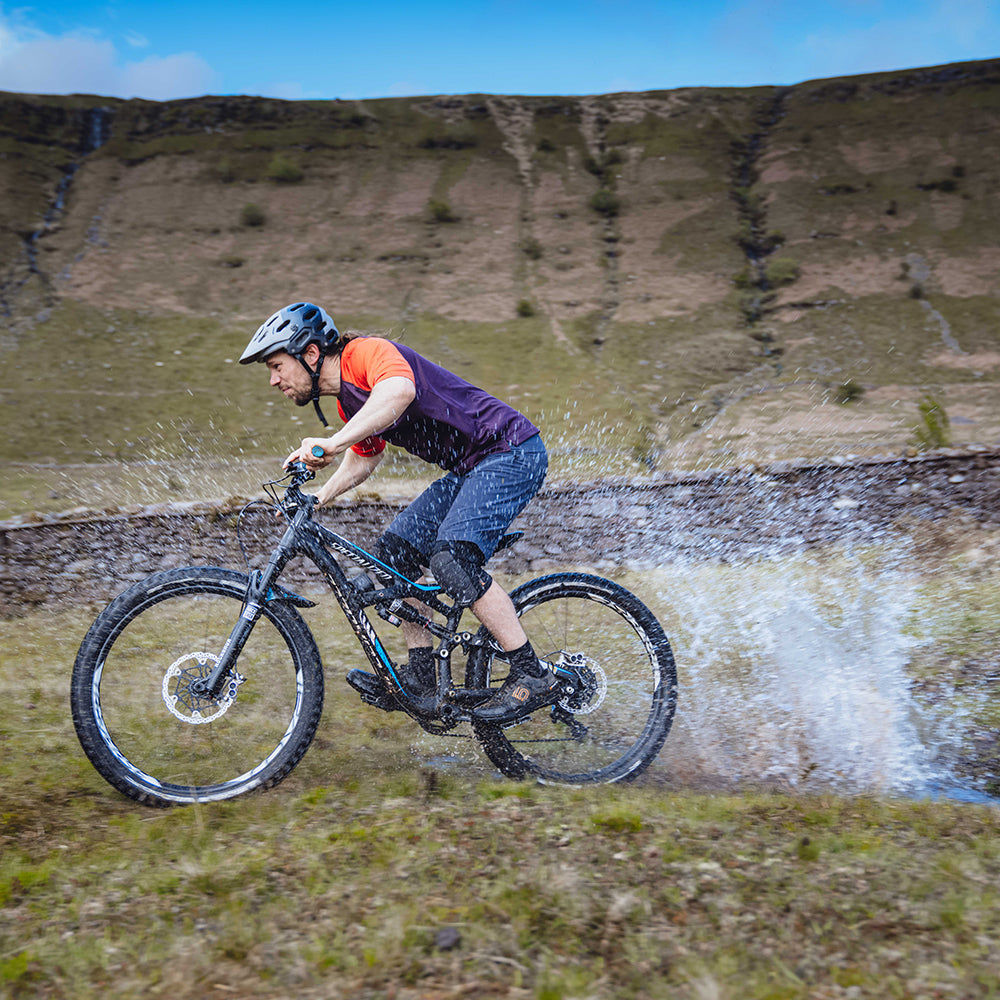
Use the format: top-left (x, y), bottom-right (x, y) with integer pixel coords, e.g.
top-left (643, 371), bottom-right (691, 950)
top-left (278, 384), bottom-right (311, 406)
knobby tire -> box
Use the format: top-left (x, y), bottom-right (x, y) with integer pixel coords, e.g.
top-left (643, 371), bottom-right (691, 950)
top-left (469, 573), bottom-right (677, 784)
top-left (71, 566), bottom-right (324, 806)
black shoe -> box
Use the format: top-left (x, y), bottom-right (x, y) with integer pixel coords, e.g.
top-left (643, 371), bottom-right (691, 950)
top-left (346, 654), bottom-right (436, 711)
top-left (472, 667), bottom-right (562, 723)
top-left (346, 669), bottom-right (399, 711)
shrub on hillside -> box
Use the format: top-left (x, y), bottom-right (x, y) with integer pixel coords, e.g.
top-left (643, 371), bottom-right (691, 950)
top-left (267, 153), bottom-right (303, 183)
top-left (835, 379), bottom-right (865, 404)
top-left (589, 189), bottom-right (620, 217)
top-left (765, 257), bottom-right (800, 288)
top-left (520, 238), bottom-right (543, 260)
top-left (913, 395), bottom-right (951, 451)
top-left (417, 126), bottom-right (478, 150)
top-left (428, 198), bottom-right (459, 223)
top-left (240, 203), bottom-right (266, 227)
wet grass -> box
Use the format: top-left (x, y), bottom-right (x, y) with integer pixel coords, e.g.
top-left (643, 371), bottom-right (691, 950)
top-left (4, 527), bottom-right (1000, 997)
top-left (3, 678), bottom-right (1000, 998)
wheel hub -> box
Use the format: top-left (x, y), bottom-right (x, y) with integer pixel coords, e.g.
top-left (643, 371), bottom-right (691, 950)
top-left (557, 651), bottom-right (607, 715)
top-left (161, 652), bottom-right (245, 725)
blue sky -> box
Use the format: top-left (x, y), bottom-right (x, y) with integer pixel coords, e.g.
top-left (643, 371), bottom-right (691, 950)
top-left (0, 0), bottom-right (997, 101)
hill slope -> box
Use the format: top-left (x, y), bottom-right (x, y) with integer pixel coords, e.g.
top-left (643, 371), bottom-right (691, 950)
top-left (1, 60), bottom-right (999, 514)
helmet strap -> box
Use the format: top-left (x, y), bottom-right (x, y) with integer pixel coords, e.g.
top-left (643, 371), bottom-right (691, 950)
top-left (294, 351), bottom-right (331, 429)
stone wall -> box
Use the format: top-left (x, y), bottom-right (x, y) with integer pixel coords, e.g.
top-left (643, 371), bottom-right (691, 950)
top-left (4, 452), bottom-right (1000, 613)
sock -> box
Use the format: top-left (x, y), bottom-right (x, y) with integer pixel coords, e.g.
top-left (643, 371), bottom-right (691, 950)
top-left (506, 640), bottom-right (545, 678)
top-left (408, 646), bottom-right (435, 686)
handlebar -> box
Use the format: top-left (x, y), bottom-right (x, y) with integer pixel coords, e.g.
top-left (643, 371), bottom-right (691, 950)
top-left (259, 461), bottom-right (317, 516)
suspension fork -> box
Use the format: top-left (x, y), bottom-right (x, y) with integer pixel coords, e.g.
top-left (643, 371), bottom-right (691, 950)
top-left (191, 510), bottom-right (305, 701)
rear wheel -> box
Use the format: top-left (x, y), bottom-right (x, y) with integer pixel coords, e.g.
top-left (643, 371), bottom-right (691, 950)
top-left (469, 573), bottom-right (677, 784)
top-left (71, 567), bottom-right (324, 806)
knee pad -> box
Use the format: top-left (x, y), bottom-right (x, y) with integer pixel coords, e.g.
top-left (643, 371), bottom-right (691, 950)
top-left (373, 532), bottom-right (426, 583)
top-left (430, 540), bottom-right (492, 606)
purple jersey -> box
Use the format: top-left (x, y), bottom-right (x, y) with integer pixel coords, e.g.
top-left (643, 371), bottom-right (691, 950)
top-left (336, 338), bottom-right (539, 474)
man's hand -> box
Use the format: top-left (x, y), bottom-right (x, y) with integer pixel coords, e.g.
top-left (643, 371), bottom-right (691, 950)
top-left (285, 436), bottom-right (340, 471)
top-left (280, 445), bottom-right (385, 510)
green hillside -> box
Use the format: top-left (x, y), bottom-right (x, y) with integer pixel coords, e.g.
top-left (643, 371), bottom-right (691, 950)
top-left (2, 59), bottom-right (999, 517)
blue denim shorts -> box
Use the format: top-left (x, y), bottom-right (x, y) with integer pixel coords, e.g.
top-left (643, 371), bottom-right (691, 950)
top-left (385, 434), bottom-right (547, 562)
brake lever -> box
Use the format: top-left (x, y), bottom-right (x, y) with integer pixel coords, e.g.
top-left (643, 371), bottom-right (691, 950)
top-left (282, 461), bottom-right (316, 485)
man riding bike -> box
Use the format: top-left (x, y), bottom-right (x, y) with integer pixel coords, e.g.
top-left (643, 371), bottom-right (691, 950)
top-left (240, 302), bottom-right (557, 722)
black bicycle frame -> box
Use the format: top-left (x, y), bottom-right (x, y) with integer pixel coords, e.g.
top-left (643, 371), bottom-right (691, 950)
top-left (198, 487), bottom-right (495, 716)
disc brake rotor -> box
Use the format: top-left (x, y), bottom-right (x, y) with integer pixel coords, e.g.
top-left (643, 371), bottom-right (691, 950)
top-left (557, 652), bottom-right (607, 715)
top-left (162, 652), bottom-right (245, 725)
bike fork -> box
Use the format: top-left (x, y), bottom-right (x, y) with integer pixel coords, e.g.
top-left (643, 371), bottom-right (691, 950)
top-left (192, 520), bottom-right (300, 701)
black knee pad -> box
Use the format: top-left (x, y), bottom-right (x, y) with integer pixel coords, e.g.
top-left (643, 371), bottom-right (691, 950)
top-left (373, 532), bottom-right (426, 583)
top-left (430, 540), bottom-right (492, 606)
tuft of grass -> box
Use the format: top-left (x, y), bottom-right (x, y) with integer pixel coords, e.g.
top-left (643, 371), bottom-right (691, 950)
top-left (519, 237), bottom-right (543, 260)
top-left (239, 202), bottom-right (266, 227)
top-left (591, 808), bottom-right (644, 834)
top-left (764, 256), bottom-right (800, 288)
top-left (427, 198), bottom-right (459, 223)
top-left (913, 393), bottom-right (951, 450)
top-left (589, 188), bottom-right (620, 217)
top-left (835, 379), bottom-right (865, 404)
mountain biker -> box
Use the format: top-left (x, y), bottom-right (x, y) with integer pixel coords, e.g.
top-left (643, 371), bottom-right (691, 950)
top-left (240, 301), bottom-right (558, 722)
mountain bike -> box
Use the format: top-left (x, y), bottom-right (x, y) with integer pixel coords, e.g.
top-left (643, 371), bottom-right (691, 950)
top-left (71, 461), bottom-right (678, 806)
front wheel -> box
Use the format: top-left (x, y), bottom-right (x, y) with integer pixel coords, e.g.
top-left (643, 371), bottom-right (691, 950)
top-left (470, 573), bottom-right (677, 784)
top-left (71, 567), bottom-right (324, 806)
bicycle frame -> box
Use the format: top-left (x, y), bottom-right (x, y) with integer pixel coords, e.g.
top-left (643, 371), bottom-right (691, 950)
top-left (195, 469), bottom-right (496, 723)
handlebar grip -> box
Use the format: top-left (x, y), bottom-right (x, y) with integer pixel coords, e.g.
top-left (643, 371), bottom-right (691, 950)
top-left (311, 445), bottom-right (325, 458)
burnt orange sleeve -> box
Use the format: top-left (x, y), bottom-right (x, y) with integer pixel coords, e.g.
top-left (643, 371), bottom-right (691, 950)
top-left (339, 337), bottom-right (415, 391)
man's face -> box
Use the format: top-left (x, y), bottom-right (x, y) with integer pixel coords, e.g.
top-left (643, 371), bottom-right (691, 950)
top-left (266, 351), bottom-right (312, 406)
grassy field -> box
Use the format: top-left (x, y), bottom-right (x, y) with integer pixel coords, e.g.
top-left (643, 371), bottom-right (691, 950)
top-left (4, 769), bottom-right (1000, 999)
top-left (4, 527), bottom-right (1000, 999)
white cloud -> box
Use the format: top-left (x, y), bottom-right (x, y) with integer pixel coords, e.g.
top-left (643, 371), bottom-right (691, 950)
top-left (256, 80), bottom-right (326, 101)
top-left (0, 13), bottom-right (219, 99)
top-left (121, 52), bottom-right (218, 100)
top-left (0, 33), bottom-right (118, 95)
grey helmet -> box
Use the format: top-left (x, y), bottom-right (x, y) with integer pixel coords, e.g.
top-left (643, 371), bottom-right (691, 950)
top-left (239, 302), bottom-right (339, 365)
top-left (241, 302), bottom-right (341, 428)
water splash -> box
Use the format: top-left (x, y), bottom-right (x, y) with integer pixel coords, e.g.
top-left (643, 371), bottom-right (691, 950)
top-left (650, 549), bottom-right (991, 801)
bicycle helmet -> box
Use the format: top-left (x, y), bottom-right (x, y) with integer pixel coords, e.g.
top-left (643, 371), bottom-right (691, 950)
top-left (239, 302), bottom-right (340, 365)
top-left (240, 302), bottom-right (341, 428)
